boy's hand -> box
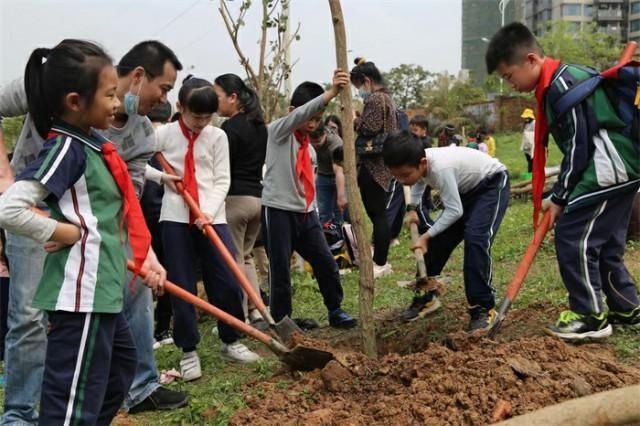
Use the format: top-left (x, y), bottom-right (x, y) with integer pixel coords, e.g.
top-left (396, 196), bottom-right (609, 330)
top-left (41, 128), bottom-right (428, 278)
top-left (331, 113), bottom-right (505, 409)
top-left (141, 248), bottom-right (166, 296)
top-left (412, 232), bottom-right (430, 254)
top-left (404, 211), bottom-right (419, 227)
top-left (542, 198), bottom-right (564, 226)
top-left (324, 69), bottom-right (350, 101)
top-left (195, 213), bottom-right (214, 231)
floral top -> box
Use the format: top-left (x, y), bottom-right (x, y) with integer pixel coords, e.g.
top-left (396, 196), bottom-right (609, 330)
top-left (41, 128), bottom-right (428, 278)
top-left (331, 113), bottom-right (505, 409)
top-left (356, 89), bottom-right (398, 189)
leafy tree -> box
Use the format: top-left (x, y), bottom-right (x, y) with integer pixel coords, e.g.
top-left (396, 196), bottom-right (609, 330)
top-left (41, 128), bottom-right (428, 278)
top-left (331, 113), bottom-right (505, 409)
top-left (384, 64), bottom-right (430, 109)
top-left (538, 21), bottom-right (621, 71)
top-left (422, 72), bottom-right (486, 123)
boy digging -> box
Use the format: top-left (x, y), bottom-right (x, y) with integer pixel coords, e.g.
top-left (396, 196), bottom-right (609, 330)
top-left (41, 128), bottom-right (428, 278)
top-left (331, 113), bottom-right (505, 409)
top-left (383, 132), bottom-right (510, 330)
top-left (486, 23), bottom-right (640, 339)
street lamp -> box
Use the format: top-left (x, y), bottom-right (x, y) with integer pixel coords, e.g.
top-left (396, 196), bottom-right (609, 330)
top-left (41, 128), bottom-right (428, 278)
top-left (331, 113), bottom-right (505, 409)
top-left (497, 0), bottom-right (512, 94)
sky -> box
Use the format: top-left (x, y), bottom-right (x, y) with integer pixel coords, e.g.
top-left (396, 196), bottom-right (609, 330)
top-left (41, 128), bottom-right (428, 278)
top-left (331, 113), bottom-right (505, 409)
top-left (0, 0), bottom-right (462, 105)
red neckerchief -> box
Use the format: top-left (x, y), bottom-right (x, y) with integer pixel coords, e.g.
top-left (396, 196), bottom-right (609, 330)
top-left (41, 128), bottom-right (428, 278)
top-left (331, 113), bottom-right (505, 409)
top-left (532, 57), bottom-right (562, 228)
top-left (101, 142), bottom-right (151, 279)
top-left (294, 130), bottom-right (315, 211)
top-left (178, 118), bottom-right (201, 224)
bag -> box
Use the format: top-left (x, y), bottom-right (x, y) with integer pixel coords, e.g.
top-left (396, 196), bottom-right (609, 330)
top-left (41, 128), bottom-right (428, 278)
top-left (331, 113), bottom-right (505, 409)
top-left (322, 221), bottom-right (345, 256)
top-left (356, 95), bottom-right (391, 156)
top-left (551, 62), bottom-right (640, 150)
top-left (341, 223), bottom-right (359, 266)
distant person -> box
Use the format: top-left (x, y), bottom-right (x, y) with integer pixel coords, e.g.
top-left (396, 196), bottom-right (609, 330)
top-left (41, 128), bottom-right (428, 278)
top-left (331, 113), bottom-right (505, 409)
top-left (351, 57), bottom-right (399, 278)
top-left (487, 22), bottom-right (640, 339)
top-left (409, 114), bottom-right (432, 148)
top-left (324, 114), bottom-right (343, 138)
top-left (437, 123), bottom-right (461, 147)
top-left (309, 120), bottom-right (345, 225)
top-left (520, 108), bottom-right (535, 173)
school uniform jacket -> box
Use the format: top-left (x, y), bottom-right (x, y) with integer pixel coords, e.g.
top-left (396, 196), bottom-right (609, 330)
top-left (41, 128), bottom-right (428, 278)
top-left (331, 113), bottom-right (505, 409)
top-left (545, 64), bottom-right (640, 211)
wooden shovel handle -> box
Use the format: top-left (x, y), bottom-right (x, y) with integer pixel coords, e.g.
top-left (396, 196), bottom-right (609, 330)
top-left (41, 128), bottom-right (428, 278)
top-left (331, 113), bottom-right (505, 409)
top-left (410, 223), bottom-right (427, 278)
top-left (127, 260), bottom-right (272, 345)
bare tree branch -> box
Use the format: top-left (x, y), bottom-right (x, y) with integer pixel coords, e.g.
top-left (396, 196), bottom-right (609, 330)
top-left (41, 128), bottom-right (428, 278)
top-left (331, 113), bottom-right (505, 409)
top-left (219, 0), bottom-right (259, 87)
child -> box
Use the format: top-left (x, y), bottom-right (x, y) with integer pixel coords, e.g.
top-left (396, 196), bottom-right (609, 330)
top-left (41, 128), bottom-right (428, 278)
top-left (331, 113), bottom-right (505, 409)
top-left (0, 39), bottom-right (162, 425)
top-left (148, 76), bottom-right (260, 381)
top-left (261, 70), bottom-right (356, 328)
top-left (486, 23), bottom-right (640, 339)
top-left (383, 131), bottom-right (510, 330)
top-left (409, 114), bottom-right (432, 148)
top-left (520, 108), bottom-right (535, 173)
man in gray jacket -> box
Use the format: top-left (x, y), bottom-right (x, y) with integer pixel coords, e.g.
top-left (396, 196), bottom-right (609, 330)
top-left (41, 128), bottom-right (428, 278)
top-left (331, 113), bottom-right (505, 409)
top-left (0, 40), bottom-right (187, 425)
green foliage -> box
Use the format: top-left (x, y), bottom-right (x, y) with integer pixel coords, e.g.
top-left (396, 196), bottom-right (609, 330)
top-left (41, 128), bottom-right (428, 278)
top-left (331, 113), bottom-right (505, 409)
top-left (422, 72), bottom-right (486, 125)
top-left (383, 64), bottom-right (431, 109)
top-left (538, 21), bottom-right (621, 71)
top-left (1, 116), bottom-right (25, 152)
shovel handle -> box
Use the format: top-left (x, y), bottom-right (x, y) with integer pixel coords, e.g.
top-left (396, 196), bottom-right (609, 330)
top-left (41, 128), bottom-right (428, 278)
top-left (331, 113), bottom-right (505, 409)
top-left (504, 211), bottom-right (552, 302)
top-left (154, 153), bottom-right (271, 321)
top-left (409, 223), bottom-right (427, 278)
top-left (127, 260), bottom-right (274, 346)
top-left (619, 41), bottom-right (637, 64)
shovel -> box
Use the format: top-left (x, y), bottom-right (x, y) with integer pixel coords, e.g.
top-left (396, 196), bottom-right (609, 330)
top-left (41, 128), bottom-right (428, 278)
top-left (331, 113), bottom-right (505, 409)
top-left (488, 211), bottom-right (552, 338)
top-left (128, 260), bottom-right (333, 371)
top-left (409, 222), bottom-right (428, 288)
top-left (154, 153), bottom-right (302, 344)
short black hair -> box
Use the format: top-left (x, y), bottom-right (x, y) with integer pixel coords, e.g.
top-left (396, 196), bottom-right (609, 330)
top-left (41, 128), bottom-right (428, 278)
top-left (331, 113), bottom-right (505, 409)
top-left (118, 40), bottom-right (183, 79)
top-left (214, 73), bottom-right (265, 125)
top-left (178, 75), bottom-right (218, 114)
top-left (147, 101), bottom-right (172, 123)
top-left (485, 23), bottom-right (542, 74)
top-left (409, 114), bottom-right (429, 129)
top-left (290, 81), bottom-right (324, 108)
top-left (382, 130), bottom-right (425, 168)
top-left (309, 120), bottom-right (326, 140)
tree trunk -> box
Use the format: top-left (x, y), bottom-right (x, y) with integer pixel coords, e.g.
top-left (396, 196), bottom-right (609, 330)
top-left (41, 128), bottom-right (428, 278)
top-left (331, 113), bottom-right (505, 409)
top-left (328, 0), bottom-right (377, 357)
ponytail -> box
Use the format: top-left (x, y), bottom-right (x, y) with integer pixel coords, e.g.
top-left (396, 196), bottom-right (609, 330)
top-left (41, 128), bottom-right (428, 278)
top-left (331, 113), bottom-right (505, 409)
top-left (214, 73), bottom-right (265, 125)
top-left (22, 40), bottom-right (112, 139)
top-left (24, 48), bottom-right (53, 139)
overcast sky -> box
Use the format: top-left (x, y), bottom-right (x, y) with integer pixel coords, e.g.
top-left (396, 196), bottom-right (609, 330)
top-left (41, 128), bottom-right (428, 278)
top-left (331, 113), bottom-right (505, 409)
top-left (0, 0), bottom-right (462, 104)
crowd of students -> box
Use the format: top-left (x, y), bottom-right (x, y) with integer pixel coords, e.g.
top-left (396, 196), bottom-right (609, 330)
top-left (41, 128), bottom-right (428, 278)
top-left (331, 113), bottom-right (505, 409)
top-left (0, 19), bottom-right (638, 424)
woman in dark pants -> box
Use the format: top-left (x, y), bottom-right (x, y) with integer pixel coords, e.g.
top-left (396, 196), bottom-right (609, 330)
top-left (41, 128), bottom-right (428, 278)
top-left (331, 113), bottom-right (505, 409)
top-left (350, 57), bottom-right (398, 278)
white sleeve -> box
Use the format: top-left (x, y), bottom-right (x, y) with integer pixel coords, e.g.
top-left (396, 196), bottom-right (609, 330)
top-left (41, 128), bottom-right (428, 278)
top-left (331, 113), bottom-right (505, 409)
top-left (426, 169), bottom-right (463, 238)
top-left (0, 180), bottom-right (57, 243)
top-left (203, 130), bottom-right (230, 218)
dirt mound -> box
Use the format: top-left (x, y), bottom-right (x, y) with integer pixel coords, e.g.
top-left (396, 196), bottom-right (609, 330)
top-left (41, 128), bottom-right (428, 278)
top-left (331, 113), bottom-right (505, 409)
top-left (231, 336), bottom-right (640, 425)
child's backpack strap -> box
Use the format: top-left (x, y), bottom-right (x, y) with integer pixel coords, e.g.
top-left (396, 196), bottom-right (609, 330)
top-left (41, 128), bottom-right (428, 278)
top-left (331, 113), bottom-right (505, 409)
top-left (551, 67), bottom-right (601, 118)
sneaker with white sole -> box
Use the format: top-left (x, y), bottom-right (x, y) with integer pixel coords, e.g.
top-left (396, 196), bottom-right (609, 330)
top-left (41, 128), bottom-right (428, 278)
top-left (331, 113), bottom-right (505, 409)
top-left (221, 342), bottom-right (261, 363)
top-left (373, 262), bottom-right (392, 279)
top-left (180, 351), bottom-right (202, 382)
top-left (153, 330), bottom-right (174, 350)
top-left (545, 310), bottom-right (612, 340)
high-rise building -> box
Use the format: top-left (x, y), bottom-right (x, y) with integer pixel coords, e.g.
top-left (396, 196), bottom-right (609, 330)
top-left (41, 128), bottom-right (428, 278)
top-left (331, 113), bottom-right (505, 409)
top-left (461, 0), bottom-right (520, 86)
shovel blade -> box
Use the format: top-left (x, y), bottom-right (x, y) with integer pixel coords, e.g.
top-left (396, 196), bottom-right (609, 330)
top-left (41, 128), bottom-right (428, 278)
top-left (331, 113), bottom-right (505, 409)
top-left (274, 316), bottom-right (303, 344)
top-left (280, 345), bottom-right (334, 371)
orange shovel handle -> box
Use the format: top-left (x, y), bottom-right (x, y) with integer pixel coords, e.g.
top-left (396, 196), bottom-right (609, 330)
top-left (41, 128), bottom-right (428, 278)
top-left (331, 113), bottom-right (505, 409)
top-left (127, 260), bottom-right (272, 345)
top-left (505, 211), bottom-right (552, 301)
top-left (619, 41), bottom-right (637, 64)
top-left (155, 153), bottom-right (268, 315)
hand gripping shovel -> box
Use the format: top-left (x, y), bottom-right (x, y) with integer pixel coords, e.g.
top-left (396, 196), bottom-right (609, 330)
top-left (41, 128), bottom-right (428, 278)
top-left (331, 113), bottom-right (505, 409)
top-left (488, 211), bottom-right (552, 338)
top-left (128, 260), bottom-right (333, 371)
top-left (155, 153), bottom-right (302, 344)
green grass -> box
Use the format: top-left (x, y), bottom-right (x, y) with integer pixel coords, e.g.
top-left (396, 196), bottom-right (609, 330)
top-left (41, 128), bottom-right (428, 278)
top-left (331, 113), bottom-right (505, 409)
top-left (493, 131), bottom-right (563, 181)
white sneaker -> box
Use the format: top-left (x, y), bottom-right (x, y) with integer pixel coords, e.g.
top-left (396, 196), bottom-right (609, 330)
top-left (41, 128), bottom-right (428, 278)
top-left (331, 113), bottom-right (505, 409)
top-left (373, 262), bottom-right (392, 279)
top-left (390, 238), bottom-right (401, 247)
top-left (221, 342), bottom-right (261, 363)
top-left (248, 309), bottom-right (263, 323)
top-left (180, 351), bottom-right (202, 382)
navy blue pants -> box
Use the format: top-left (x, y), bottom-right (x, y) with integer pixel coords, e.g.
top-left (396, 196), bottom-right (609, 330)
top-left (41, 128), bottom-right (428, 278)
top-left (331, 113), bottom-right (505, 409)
top-left (162, 222), bottom-right (244, 348)
top-left (40, 311), bottom-right (137, 426)
top-left (358, 166), bottom-right (391, 265)
top-left (386, 179), bottom-right (405, 240)
top-left (262, 207), bottom-right (344, 322)
top-left (425, 171), bottom-right (510, 309)
top-left (555, 188), bottom-right (640, 315)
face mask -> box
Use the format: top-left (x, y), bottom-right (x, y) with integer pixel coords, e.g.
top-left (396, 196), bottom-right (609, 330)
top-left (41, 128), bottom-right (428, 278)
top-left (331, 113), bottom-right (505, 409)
top-left (124, 77), bottom-right (144, 116)
top-left (358, 87), bottom-right (371, 101)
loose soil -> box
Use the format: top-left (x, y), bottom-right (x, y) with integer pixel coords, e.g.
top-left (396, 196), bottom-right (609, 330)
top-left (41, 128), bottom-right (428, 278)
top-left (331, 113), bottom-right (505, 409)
top-left (231, 306), bottom-right (640, 425)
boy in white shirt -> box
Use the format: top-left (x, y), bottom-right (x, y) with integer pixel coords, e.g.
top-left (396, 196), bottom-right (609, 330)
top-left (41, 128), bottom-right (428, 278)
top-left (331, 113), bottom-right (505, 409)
top-left (383, 131), bottom-right (510, 331)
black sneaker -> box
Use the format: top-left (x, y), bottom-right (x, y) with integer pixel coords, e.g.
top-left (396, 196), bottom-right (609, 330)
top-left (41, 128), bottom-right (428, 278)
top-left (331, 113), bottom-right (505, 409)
top-left (293, 318), bottom-right (320, 330)
top-left (128, 387), bottom-right (189, 414)
top-left (468, 306), bottom-right (498, 332)
top-left (545, 310), bottom-right (612, 340)
top-left (402, 292), bottom-right (442, 322)
top-left (328, 309), bottom-right (357, 329)
top-left (608, 306), bottom-right (640, 330)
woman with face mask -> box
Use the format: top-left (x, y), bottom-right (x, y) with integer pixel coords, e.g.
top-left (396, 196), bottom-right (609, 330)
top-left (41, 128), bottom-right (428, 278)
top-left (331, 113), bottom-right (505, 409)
top-left (350, 57), bottom-right (398, 278)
